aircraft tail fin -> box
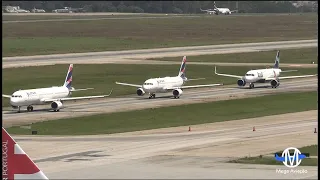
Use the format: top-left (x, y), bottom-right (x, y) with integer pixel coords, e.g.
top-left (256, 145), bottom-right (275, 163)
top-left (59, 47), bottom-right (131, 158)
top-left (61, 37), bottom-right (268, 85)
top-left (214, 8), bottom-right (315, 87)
top-left (274, 50), bottom-right (280, 68)
top-left (2, 127), bottom-right (49, 179)
top-left (213, 1), bottom-right (218, 9)
top-left (178, 56), bottom-right (187, 80)
top-left (63, 64), bottom-right (73, 89)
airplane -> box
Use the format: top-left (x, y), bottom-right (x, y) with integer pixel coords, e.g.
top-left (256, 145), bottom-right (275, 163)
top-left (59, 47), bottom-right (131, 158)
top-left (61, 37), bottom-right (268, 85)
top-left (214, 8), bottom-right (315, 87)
top-left (2, 64), bottom-right (113, 113)
top-left (116, 56), bottom-right (223, 99)
top-left (2, 127), bottom-right (49, 179)
top-left (214, 50), bottom-right (317, 89)
top-left (200, 1), bottom-right (238, 15)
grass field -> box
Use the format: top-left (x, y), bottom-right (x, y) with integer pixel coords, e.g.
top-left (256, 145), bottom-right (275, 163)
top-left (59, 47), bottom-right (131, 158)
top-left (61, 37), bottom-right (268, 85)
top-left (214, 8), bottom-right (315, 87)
top-left (2, 64), bottom-right (317, 107)
top-left (3, 14), bottom-right (317, 56)
top-left (229, 144), bottom-right (318, 166)
top-left (6, 91), bottom-right (317, 135)
top-left (149, 48), bottom-right (318, 64)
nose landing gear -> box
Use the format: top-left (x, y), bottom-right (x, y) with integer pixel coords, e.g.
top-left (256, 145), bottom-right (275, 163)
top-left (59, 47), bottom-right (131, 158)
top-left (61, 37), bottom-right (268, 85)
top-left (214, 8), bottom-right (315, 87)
top-left (249, 83), bottom-right (255, 89)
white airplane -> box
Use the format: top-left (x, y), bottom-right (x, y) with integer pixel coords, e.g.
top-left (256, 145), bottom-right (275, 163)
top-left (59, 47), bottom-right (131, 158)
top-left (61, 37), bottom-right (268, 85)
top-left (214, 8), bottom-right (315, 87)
top-left (116, 56), bottom-right (223, 99)
top-left (214, 50), bottom-right (317, 89)
top-left (2, 64), bottom-right (113, 113)
top-left (200, 1), bottom-right (238, 15)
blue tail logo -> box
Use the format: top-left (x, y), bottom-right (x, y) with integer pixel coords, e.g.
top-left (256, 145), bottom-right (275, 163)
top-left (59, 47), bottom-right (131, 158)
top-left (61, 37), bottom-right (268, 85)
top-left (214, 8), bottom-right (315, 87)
top-left (64, 64), bottom-right (73, 89)
top-left (274, 50), bottom-right (280, 68)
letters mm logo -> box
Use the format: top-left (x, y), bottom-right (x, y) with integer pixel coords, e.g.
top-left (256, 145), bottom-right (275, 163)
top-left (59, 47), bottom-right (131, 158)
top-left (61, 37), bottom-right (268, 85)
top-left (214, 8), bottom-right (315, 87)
top-left (274, 147), bottom-right (309, 168)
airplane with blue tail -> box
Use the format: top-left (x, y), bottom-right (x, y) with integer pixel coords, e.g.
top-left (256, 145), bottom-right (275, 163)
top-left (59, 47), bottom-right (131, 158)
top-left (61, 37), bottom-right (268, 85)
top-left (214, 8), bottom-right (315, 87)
top-left (214, 50), bottom-right (317, 89)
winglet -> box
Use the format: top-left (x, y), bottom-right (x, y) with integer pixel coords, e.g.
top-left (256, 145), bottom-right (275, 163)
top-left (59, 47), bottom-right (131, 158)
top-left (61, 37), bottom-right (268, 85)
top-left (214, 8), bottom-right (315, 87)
top-left (107, 89), bottom-right (113, 96)
top-left (2, 127), bottom-right (49, 179)
top-left (2, 94), bottom-right (11, 98)
top-left (214, 66), bottom-right (217, 74)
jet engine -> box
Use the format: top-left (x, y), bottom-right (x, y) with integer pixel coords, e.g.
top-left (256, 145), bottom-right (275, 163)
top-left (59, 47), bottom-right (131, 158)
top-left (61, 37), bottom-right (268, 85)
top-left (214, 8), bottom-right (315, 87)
top-left (51, 101), bottom-right (63, 111)
top-left (136, 88), bottom-right (145, 96)
top-left (237, 79), bottom-right (246, 87)
top-left (270, 79), bottom-right (280, 88)
top-left (173, 89), bottom-right (183, 98)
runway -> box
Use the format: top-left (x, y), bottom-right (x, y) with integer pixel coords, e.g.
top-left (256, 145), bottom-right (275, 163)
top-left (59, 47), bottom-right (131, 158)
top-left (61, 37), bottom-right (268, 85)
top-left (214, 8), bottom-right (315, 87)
top-left (3, 78), bottom-right (317, 128)
top-left (3, 39), bottom-right (317, 68)
top-left (14, 110), bottom-right (317, 179)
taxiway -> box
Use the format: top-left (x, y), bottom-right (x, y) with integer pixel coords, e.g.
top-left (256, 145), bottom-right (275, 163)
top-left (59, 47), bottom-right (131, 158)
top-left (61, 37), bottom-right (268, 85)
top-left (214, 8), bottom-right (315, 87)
top-left (3, 78), bottom-right (317, 128)
top-left (3, 40), bottom-right (317, 68)
top-left (14, 110), bottom-right (317, 179)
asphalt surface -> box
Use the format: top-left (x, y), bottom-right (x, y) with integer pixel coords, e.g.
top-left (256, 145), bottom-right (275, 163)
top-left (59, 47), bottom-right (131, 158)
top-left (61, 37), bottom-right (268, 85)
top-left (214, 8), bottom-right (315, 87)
top-left (3, 40), bottom-right (317, 68)
top-left (3, 78), bottom-right (317, 128)
top-left (14, 110), bottom-right (317, 179)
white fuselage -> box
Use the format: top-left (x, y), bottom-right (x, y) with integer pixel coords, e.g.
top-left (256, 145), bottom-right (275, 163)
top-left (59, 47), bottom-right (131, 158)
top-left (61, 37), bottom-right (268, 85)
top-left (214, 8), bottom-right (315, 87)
top-left (10, 86), bottom-right (70, 107)
top-left (142, 76), bottom-right (184, 93)
top-left (217, 8), bottom-right (232, 14)
top-left (243, 68), bottom-right (281, 83)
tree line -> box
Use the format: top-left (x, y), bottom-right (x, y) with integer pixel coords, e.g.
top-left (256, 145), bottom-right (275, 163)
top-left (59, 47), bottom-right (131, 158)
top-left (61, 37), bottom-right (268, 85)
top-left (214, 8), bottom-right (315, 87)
top-left (2, 1), bottom-right (317, 14)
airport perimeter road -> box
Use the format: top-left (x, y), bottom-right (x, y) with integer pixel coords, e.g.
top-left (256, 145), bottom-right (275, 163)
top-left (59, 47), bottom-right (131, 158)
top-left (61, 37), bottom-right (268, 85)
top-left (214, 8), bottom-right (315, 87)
top-left (14, 110), bottom-right (317, 179)
top-left (3, 78), bottom-right (317, 127)
top-left (3, 40), bottom-right (317, 68)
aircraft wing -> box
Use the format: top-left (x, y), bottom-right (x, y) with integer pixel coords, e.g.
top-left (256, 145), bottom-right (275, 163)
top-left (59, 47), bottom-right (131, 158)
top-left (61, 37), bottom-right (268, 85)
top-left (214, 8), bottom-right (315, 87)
top-left (276, 74), bottom-right (317, 80)
top-left (214, 66), bottom-right (242, 79)
top-left (165, 83), bottom-right (223, 90)
top-left (265, 74), bottom-right (317, 81)
top-left (2, 94), bottom-right (11, 98)
top-left (115, 82), bottom-right (142, 88)
top-left (41, 89), bottom-right (113, 103)
top-left (200, 8), bottom-right (215, 12)
top-left (70, 87), bottom-right (94, 92)
top-left (281, 70), bottom-right (298, 73)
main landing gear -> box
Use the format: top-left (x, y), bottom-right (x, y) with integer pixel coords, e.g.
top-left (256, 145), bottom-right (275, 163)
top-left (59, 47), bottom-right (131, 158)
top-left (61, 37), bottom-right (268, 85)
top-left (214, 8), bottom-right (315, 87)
top-left (148, 93), bottom-right (156, 99)
top-left (27, 105), bottom-right (34, 112)
top-left (249, 83), bottom-right (255, 89)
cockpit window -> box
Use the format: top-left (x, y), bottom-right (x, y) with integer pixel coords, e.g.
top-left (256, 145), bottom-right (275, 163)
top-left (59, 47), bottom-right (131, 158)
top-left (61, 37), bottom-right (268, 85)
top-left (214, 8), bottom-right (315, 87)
top-left (144, 83), bottom-right (153, 85)
top-left (11, 95), bottom-right (22, 98)
top-left (245, 74), bottom-right (254, 76)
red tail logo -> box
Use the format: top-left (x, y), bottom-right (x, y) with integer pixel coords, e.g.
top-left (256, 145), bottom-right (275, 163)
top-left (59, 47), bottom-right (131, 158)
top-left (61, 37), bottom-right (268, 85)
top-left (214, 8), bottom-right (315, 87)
top-left (2, 127), bottom-right (48, 179)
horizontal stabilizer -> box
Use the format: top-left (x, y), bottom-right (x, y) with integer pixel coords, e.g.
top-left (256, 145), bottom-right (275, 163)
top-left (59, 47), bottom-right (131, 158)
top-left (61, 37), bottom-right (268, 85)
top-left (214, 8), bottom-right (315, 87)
top-left (185, 78), bottom-right (206, 81)
top-left (70, 87), bottom-right (94, 92)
